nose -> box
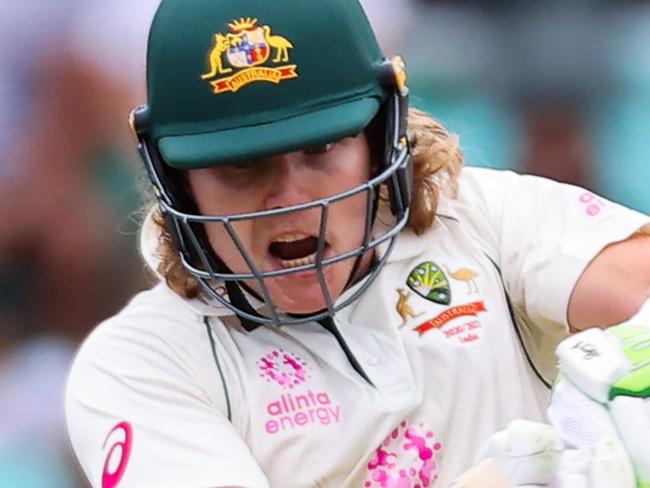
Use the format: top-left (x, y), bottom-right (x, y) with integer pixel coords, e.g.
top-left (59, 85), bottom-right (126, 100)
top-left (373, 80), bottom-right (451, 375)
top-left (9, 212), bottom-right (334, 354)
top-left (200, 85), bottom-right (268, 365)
top-left (263, 153), bottom-right (314, 210)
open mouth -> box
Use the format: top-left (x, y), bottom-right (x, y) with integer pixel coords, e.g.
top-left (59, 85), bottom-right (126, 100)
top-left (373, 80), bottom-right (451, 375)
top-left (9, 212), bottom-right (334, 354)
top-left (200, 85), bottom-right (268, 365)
top-left (268, 234), bottom-right (329, 269)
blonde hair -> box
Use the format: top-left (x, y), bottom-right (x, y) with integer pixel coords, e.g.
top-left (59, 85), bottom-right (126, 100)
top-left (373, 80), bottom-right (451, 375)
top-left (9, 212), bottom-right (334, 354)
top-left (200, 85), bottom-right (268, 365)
top-left (152, 108), bottom-right (465, 298)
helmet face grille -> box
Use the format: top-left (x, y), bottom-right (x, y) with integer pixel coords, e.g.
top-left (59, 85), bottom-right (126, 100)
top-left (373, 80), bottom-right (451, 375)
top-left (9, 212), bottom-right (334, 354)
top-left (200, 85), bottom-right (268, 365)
top-left (134, 90), bottom-right (412, 327)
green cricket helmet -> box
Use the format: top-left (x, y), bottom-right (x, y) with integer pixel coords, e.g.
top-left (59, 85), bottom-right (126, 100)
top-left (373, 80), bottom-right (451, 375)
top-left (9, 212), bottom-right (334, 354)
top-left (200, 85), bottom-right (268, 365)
top-left (131, 0), bottom-right (412, 328)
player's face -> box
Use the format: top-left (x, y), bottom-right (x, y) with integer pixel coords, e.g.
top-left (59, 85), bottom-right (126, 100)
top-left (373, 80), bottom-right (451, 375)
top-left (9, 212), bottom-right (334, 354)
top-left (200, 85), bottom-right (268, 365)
top-left (187, 132), bottom-right (374, 314)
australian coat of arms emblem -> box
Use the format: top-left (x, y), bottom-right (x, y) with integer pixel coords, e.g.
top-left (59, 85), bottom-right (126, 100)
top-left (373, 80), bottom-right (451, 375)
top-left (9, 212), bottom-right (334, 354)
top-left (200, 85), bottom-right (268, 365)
top-left (201, 17), bottom-right (298, 94)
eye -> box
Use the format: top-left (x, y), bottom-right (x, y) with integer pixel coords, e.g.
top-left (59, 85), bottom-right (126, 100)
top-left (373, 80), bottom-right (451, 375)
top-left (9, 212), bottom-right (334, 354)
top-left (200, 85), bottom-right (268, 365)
top-left (303, 143), bottom-right (334, 155)
top-left (221, 160), bottom-right (256, 173)
top-left (229, 163), bottom-right (252, 171)
top-left (213, 162), bottom-right (258, 183)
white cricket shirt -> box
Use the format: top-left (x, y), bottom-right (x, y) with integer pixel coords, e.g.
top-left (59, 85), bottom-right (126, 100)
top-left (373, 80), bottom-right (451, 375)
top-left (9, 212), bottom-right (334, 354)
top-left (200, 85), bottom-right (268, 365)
top-left (65, 168), bottom-right (650, 488)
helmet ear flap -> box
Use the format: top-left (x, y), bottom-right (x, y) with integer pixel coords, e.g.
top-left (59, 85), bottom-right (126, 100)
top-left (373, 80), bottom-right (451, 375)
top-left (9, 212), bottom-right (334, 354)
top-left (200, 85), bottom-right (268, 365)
top-left (130, 105), bottom-right (198, 263)
top-left (386, 137), bottom-right (412, 219)
top-left (378, 57), bottom-right (412, 219)
top-left (388, 138), bottom-right (413, 218)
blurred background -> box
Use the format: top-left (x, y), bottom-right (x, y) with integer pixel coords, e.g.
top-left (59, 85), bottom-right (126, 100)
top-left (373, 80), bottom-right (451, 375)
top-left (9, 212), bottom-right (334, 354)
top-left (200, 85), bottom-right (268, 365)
top-left (0, 0), bottom-right (648, 486)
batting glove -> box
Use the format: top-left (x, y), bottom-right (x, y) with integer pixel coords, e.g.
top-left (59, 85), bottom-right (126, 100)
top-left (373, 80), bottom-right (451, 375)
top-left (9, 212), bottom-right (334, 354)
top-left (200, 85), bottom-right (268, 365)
top-left (451, 309), bottom-right (650, 488)
top-left (549, 319), bottom-right (650, 488)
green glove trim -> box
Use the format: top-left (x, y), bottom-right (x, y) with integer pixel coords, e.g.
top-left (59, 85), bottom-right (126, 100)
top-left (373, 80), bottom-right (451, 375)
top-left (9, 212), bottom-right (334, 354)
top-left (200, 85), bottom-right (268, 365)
top-left (610, 364), bottom-right (650, 399)
top-left (611, 325), bottom-right (650, 342)
top-left (609, 324), bottom-right (650, 400)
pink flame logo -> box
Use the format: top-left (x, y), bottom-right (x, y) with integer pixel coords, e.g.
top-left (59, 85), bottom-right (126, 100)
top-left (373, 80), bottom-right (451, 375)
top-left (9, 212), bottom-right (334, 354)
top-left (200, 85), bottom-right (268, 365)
top-left (365, 421), bottom-right (443, 488)
top-left (257, 349), bottom-right (309, 389)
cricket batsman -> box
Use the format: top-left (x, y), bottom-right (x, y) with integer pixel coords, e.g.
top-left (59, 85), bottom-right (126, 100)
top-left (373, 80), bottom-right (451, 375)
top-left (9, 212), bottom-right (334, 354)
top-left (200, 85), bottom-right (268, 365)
top-left (65, 0), bottom-right (650, 486)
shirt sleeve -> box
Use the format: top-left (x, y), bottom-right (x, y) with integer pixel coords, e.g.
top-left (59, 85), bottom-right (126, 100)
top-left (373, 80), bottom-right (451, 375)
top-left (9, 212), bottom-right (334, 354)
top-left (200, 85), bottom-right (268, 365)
top-left (456, 168), bottom-right (650, 379)
top-left (65, 310), bottom-right (270, 488)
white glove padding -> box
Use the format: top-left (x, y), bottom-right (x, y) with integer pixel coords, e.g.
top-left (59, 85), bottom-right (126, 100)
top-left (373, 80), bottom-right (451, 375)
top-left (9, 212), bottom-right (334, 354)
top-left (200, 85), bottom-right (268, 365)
top-left (473, 419), bottom-right (563, 487)
top-left (549, 317), bottom-right (650, 488)
top-left (554, 439), bottom-right (636, 488)
top-left (458, 420), bottom-right (635, 488)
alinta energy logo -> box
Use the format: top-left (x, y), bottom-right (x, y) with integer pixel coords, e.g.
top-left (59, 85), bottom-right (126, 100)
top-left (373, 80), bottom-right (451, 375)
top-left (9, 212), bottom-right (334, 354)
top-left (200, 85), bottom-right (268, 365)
top-left (257, 349), bottom-right (341, 435)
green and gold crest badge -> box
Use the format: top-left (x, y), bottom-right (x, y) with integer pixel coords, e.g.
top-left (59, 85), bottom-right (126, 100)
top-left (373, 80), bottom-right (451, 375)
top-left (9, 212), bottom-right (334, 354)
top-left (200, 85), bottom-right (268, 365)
top-left (201, 17), bottom-right (298, 94)
top-left (407, 261), bottom-right (452, 305)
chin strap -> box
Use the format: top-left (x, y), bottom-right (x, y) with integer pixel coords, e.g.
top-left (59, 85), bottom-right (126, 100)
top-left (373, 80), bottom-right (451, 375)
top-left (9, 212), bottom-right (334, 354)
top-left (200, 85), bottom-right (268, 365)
top-left (224, 281), bottom-right (263, 332)
top-left (317, 316), bottom-right (374, 386)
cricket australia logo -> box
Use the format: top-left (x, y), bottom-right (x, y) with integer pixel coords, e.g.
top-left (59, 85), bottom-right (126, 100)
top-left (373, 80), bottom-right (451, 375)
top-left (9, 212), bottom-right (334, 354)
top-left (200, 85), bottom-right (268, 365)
top-left (201, 17), bottom-right (298, 94)
top-left (407, 262), bottom-right (452, 306)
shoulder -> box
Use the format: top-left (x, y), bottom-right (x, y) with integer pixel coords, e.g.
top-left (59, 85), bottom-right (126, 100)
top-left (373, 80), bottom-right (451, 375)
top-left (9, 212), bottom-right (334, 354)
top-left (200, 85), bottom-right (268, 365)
top-left (427, 167), bottom-right (519, 252)
top-left (65, 283), bottom-right (224, 415)
top-left (456, 165), bottom-right (516, 191)
top-left (71, 283), bottom-right (205, 365)
top-left (64, 284), bottom-right (266, 487)
top-left (436, 167), bottom-right (516, 223)
top-left (449, 166), bottom-right (563, 207)
top-left (445, 166), bottom-right (536, 213)
top-left (439, 166), bottom-right (599, 234)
